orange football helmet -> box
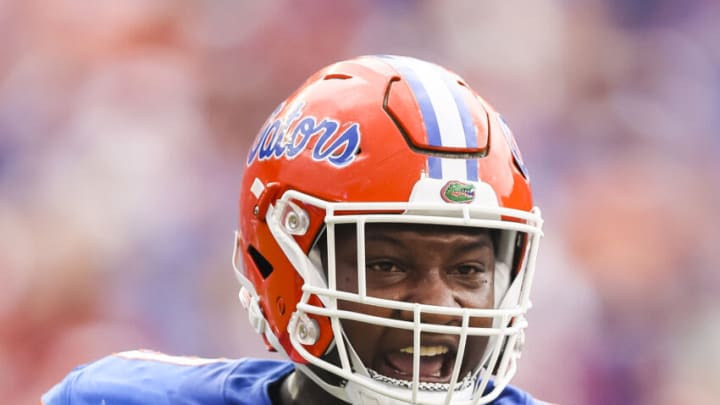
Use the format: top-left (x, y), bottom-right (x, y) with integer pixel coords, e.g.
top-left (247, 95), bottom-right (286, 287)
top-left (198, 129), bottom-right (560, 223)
top-left (233, 55), bottom-right (543, 405)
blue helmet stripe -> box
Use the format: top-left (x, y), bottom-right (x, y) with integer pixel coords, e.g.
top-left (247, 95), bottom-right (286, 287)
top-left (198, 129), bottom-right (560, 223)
top-left (380, 56), bottom-right (444, 178)
top-left (380, 55), bottom-right (483, 181)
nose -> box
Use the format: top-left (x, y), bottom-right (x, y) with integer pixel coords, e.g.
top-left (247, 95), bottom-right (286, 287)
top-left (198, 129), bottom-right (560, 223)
top-left (397, 270), bottom-right (461, 325)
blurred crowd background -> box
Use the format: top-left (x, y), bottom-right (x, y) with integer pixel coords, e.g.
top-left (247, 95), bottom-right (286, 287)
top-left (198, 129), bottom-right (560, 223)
top-left (1, 1), bottom-right (718, 404)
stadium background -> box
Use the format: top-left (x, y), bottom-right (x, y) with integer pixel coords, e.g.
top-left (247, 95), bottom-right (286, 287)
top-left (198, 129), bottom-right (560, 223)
top-left (1, 1), bottom-right (718, 404)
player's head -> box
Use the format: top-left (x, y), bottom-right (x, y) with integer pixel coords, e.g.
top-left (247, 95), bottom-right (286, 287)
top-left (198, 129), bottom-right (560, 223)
top-left (233, 55), bottom-right (543, 405)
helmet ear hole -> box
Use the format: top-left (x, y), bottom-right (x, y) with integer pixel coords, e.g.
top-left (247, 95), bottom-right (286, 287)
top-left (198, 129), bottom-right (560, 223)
top-left (247, 244), bottom-right (274, 279)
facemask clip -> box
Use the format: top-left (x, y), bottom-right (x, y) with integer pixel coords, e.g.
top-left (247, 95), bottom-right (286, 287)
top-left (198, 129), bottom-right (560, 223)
top-left (292, 312), bottom-right (320, 345)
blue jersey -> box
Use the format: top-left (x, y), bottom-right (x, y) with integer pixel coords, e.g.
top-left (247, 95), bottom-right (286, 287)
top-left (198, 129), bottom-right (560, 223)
top-left (42, 350), bottom-right (544, 405)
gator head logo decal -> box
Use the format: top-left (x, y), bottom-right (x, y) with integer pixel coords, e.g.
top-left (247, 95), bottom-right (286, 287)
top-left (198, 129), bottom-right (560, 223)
top-left (440, 181), bottom-right (476, 204)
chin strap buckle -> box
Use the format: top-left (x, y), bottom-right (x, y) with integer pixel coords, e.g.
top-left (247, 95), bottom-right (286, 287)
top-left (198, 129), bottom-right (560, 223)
top-left (239, 287), bottom-right (266, 335)
top-left (289, 312), bottom-right (320, 346)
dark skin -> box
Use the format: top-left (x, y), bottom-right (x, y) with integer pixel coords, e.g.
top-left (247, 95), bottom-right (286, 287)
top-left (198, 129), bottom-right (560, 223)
top-left (271, 223), bottom-right (496, 405)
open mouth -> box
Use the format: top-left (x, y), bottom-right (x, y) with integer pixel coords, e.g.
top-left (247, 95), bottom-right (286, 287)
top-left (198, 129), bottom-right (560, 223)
top-left (377, 345), bottom-right (457, 383)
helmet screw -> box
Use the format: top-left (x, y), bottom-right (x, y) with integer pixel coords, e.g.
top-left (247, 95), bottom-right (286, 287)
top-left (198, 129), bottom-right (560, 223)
top-left (287, 213), bottom-right (298, 229)
top-left (280, 201), bottom-right (309, 235)
top-left (253, 205), bottom-right (259, 216)
top-left (294, 314), bottom-right (319, 345)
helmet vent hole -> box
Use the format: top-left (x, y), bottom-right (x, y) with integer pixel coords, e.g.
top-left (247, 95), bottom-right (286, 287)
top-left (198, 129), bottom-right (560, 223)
top-left (323, 73), bottom-right (352, 80)
top-left (247, 245), bottom-right (274, 279)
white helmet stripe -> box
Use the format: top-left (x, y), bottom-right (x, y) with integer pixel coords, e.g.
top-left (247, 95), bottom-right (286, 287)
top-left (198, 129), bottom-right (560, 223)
top-left (380, 55), bottom-right (479, 181)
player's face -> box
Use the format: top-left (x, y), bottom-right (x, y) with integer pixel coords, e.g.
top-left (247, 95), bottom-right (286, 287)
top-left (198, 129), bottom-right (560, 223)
top-left (332, 223), bottom-right (495, 384)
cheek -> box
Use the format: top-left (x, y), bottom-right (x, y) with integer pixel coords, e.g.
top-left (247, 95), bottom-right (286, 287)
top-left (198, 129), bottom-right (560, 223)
top-left (335, 275), bottom-right (356, 293)
top-left (334, 263), bottom-right (359, 293)
top-left (457, 287), bottom-right (494, 313)
top-left (337, 301), bottom-right (392, 361)
top-left (469, 313), bottom-right (494, 330)
top-left (461, 336), bottom-right (490, 372)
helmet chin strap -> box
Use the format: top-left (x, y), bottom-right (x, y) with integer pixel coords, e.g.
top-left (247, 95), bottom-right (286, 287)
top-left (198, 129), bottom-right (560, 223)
top-left (479, 261), bottom-right (524, 375)
top-left (491, 261), bottom-right (522, 331)
top-left (494, 262), bottom-right (511, 309)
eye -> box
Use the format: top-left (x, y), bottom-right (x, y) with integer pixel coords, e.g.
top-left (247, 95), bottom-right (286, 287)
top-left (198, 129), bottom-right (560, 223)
top-left (367, 260), bottom-right (403, 273)
top-left (452, 263), bottom-right (486, 276)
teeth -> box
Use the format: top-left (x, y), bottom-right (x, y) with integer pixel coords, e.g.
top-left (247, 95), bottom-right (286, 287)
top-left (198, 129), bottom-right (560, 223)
top-left (399, 345), bottom-right (449, 356)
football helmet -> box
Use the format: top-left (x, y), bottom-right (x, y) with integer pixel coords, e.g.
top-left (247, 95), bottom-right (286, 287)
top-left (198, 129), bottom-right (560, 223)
top-left (233, 55), bottom-right (543, 405)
